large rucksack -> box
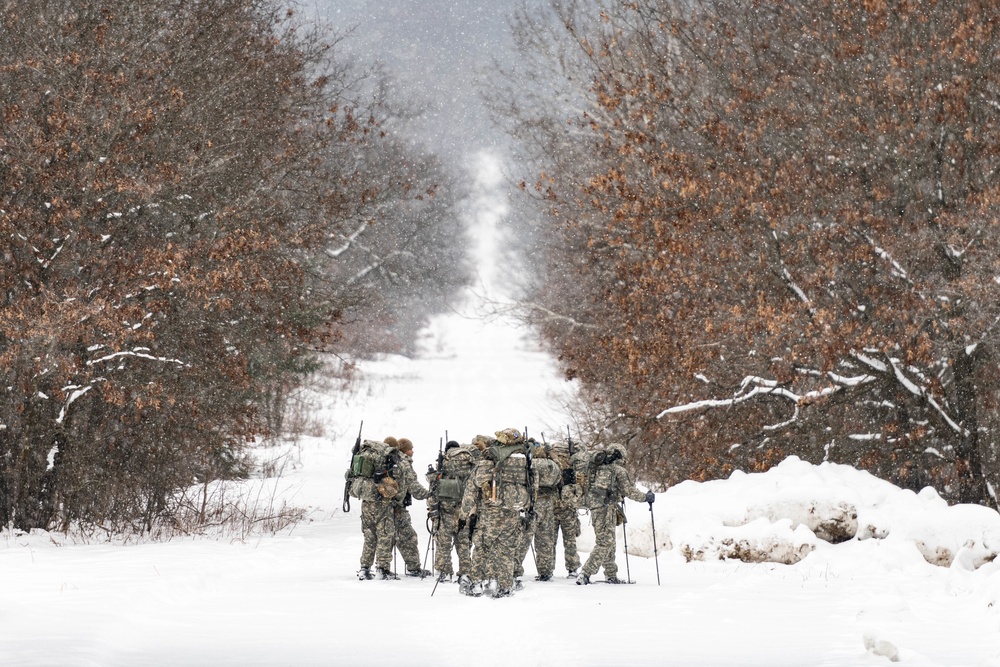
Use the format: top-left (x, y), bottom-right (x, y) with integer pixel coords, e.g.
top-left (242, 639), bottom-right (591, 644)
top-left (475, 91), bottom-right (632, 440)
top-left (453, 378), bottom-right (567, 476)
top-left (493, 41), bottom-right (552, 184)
top-left (435, 445), bottom-right (477, 503)
top-left (346, 439), bottom-right (399, 501)
top-left (580, 450), bottom-right (617, 509)
top-left (533, 455), bottom-right (562, 492)
top-left (477, 443), bottom-right (532, 511)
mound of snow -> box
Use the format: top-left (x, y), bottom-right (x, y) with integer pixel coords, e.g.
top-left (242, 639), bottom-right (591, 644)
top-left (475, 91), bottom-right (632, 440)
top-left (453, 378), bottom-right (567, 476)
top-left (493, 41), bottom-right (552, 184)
top-left (647, 456), bottom-right (1000, 568)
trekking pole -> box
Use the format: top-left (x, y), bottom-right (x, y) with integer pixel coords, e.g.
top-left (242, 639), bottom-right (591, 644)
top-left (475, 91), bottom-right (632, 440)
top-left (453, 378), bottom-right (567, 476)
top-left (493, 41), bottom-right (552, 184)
top-left (392, 506), bottom-right (399, 577)
top-left (621, 503), bottom-right (633, 584)
top-left (649, 499), bottom-right (661, 586)
top-left (422, 524), bottom-right (434, 572)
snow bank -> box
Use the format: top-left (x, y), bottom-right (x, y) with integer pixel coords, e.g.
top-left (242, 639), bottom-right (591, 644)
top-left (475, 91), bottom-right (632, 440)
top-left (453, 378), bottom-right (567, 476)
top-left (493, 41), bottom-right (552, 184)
top-left (637, 456), bottom-right (1000, 569)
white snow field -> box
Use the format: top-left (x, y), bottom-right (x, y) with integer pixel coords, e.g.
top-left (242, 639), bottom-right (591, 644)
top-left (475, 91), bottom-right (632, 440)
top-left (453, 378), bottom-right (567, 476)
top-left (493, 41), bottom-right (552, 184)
top-left (3, 154), bottom-right (1000, 666)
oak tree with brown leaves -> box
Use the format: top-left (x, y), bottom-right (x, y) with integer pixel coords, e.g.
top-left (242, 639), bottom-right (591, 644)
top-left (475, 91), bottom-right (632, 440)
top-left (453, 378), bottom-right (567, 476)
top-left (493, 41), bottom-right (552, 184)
top-left (0, 0), bottom-right (467, 531)
top-left (499, 0), bottom-right (1000, 506)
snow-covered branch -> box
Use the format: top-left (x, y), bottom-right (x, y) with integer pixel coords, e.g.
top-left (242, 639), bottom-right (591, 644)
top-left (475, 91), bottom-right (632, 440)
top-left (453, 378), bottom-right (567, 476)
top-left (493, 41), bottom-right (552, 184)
top-left (87, 349), bottom-right (188, 367)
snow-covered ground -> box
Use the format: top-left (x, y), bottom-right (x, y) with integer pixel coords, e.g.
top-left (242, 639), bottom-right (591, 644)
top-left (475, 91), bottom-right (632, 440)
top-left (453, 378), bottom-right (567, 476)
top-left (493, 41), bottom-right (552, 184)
top-left (3, 154), bottom-right (1000, 666)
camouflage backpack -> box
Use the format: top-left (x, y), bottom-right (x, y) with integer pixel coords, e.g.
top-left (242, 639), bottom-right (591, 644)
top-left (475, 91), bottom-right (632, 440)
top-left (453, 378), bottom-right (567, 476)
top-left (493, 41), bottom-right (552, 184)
top-left (435, 445), bottom-right (477, 502)
top-left (346, 439), bottom-right (399, 501)
top-left (580, 448), bottom-right (621, 509)
top-left (478, 442), bottom-right (532, 511)
top-left (532, 448), bottom-right (562, 491)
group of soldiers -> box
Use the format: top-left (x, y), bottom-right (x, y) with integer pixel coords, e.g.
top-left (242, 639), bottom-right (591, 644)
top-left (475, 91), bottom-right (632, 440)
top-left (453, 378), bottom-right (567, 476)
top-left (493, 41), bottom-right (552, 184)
top-left (350, 428), bottom-right (655, 598)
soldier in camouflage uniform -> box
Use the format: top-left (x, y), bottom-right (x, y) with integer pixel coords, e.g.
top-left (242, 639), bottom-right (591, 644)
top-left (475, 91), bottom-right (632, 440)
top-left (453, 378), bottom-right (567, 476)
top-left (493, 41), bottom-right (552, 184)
top-left (375, 437), bottom-right (431, 578)
top-left (552, 442), bottom-right (583, 578)
top-left (512, 440), bottom-right (544, 589)
top-left (457, 434), bottom-right (492, 594)
top-left (425, 440), bottom-right (479, 582)
top-left (359, 437), bottom-right (401, 580)
top-left (577, 443), bottom-right (655, 585)
top-left (458, 429), bottom-right (538, 598)
top-left (527, 443), bottom-right (563, 581)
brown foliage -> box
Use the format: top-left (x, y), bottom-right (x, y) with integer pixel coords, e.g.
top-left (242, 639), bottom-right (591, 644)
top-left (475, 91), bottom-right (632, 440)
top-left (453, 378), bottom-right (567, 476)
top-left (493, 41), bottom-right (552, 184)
top-left (0, 0), bottom-right (467, 532)
top-left (502, 0), bottom-right (1000, 506)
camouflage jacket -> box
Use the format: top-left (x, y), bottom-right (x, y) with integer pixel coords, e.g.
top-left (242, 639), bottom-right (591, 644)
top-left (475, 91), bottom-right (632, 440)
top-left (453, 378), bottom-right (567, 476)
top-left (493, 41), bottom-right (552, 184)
top-left (394, 454), bottom-right (430, 505)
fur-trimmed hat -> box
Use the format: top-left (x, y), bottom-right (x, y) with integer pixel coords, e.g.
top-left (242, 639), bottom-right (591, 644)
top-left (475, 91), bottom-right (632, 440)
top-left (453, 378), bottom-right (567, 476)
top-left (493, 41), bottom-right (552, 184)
top-left (471, 435), bottom-right (492, 450)
top-left (494, 428), bottom-right (523, 445)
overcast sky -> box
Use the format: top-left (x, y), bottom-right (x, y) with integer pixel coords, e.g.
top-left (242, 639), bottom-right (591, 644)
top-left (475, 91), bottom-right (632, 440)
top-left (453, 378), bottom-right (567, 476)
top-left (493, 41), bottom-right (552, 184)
top-left (309, 0), bottom-right (526, 161)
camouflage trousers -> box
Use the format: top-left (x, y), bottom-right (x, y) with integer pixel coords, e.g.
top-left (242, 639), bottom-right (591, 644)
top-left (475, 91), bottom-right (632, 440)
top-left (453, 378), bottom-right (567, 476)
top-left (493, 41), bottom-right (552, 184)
top-left (432, 504), bottom-right (471, 577)
top-left (359, 499), bottom-right (392, 568)
top-left (374, 504), bottom-right (422, 571)
top-left (472, 506), bottom-right (524, 591)
top-left (553, 498), bottom-right (582, 572)
top-left (581, 504), bottom-right (622, 579)
top-left (530, 495), bottom-right (557, 578)
top-left (513, 510), bottom-right (535, 579)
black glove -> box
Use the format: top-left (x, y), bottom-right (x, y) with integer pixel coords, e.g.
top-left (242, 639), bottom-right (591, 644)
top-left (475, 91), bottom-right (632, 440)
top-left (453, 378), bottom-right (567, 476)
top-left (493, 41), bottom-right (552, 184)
top-left (468, 514), bottom-right (478, 537)
top-left (373, 471), bottom-right (386, 482)
top-left (561, 468), bottom-right (577, 485)
top-left (645, 491), bottom-right (655, 504)
top-left (457, 518), bottom-right (466, 532)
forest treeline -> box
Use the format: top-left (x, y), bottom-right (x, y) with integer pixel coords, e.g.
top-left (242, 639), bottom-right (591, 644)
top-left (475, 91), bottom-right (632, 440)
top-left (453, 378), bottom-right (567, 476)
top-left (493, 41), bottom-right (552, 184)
top-left (494, 0), bottom-right (1000, 507)
top-left (0, 0), bottom-right (468, 532)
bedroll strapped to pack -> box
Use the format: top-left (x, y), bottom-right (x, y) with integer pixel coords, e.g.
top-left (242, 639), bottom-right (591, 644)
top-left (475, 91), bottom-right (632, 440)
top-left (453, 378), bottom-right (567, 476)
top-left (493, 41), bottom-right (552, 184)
top-left (534, 457), bottom-right (562, 490)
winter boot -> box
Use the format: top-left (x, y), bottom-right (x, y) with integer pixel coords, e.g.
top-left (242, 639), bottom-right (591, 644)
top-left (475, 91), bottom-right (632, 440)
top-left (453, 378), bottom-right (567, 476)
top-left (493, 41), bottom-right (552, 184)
top-left (376, 566), bottom-right (398, 580)
top-left (357, 566), bottom-right (373, 581)
top-left (605, 575), bottom-right (625, 584)
top-left (436, 572), bottom-right (452, 583)
top-left (566, 569), bottom-right (579, 579)
top-left (492, 587), bottom-right (513, 598)
top-left (459, 574), bottom-right (475, 596)
top-left (534, 573), bottom-right (552, 582)
top-left (576, 572), bottom-right (591, 585)
top-left (513, 577), bottom-right (524, 591)
top-left (406, 567), bottom-right (431, 578)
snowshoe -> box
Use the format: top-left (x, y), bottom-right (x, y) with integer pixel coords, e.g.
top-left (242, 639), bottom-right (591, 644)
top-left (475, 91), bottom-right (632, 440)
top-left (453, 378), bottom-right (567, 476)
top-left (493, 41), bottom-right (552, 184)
top-left (535, 574), bottom-right (553, 582)
top-left (566, 569), bottom-right (579, 579)
top-left (513, 578), bottom-right (524, 591)
top-left (605, 576), bottom-right (625, 584)
top-left (576, 572), bottom-right (591, 585)
top-left (492, 587), bottom-right (513, 598)
top-left (376, 566), bottom-right (398, 580)
top-left (357, 566), bottom-right (373, 581)
top-left (406, 567), bottom-right (431, 578)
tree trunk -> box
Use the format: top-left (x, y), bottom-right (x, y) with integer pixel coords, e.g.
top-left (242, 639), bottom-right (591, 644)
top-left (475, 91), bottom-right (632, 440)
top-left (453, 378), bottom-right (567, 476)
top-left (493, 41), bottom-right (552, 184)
top-left (952, 351), bottom-right (987, 505)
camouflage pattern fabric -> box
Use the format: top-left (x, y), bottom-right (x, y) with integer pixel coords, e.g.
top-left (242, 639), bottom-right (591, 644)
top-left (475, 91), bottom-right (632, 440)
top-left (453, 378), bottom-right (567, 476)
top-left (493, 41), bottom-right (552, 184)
top-left (476, 505), bottom-right (524, 592)
top-left (513, 505), bottom-right (536, 579)
top-left (360, 498), bottom-right (394, 568)
top-left (553, 495), bottom-right (582, 572)
top-left (580, 462), bottom-right (648, 579)
top-left (530, 489), bottom-right (558, 578)
top-left (432, 503), bottom-right (471, 577)
top-left (394, 453), bottom-right (430, 504)
top-left (373, 453), bottom-right (429, 571)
